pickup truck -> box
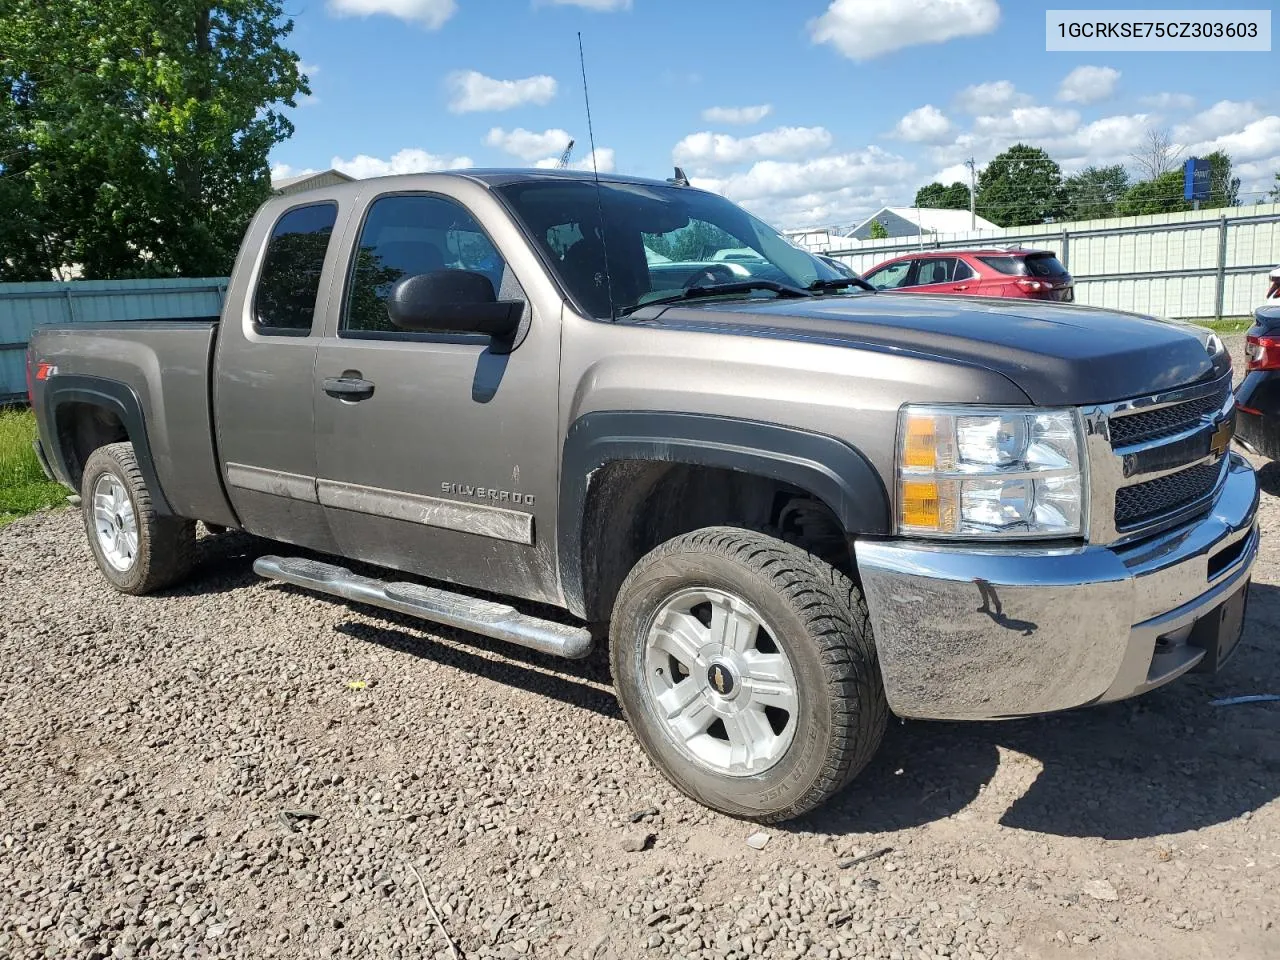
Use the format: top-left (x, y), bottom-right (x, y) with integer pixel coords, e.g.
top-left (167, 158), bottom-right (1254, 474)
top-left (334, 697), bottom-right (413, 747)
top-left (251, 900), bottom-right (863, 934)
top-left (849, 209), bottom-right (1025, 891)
top-left (28, 169), bottom-right (1260, 822)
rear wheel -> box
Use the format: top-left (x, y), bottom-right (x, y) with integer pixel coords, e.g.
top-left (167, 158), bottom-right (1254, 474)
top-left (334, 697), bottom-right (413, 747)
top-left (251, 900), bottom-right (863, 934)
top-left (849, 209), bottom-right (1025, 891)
top-left (81, 442), bottom-right (196, 595)
top-left (610, 527), bottom-right (887, 822)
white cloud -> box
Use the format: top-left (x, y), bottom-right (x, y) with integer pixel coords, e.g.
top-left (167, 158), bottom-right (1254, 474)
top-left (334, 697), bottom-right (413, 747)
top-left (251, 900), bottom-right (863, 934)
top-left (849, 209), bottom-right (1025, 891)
top-left (927, 107), bottom-right (1150, 175)
top-left (534, 147), bottom-right (616, 173)
top-left (1184, 115), bottom-right (1280, 163)
top-left (544, 0), bottom-right (630, 8)
top-left (447, 70), bottom-right (557, 113)
top-left (295, 62), bottom-right (321, 107)
top-left (485, 127), bottom-right (573, 161)
top-left (893, 105), bottom-right (953, 143)
top-left (1237, 154), bottom-right (1280, 199)
top-left (270, 163), bottom-right (318, 182)
top-left (955, 80), bottom-right (1030, 114)
top-left (1140, 92), bottom-right (1196, 111)
top-left (692, 147), bottom-right (918, 228)
top-left (1174, 100), bottom-right (1263, 144)
top-left (1057, 65), bottom-right (1120, 104)
top-left (673, 126), bottom-right (833, 167)
top-left (972, 106), bottom-right (1081, 140)
top-left (1044, 114), bottom-right (1152, 169)
top-left (930, 162), bottom-right (973, 186)
top-left (701, 104), bottom-right (772, 125)
top-left (810, 0), bottom-right (999, 61)
top-left (326, 0), bottom-right (455, 28)
top-left (331, 148), bottom-right (473, 179)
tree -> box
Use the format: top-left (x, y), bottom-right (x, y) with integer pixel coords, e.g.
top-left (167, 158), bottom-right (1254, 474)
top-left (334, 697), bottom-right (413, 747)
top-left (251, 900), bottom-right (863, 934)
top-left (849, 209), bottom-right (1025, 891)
top-left (914, 181), bottom-right (970, 210)
top-left (974, 144), bottom-right (1064, 227)
top-left (645, 220), bottom-right (741, 261)
top-left (868, 219), bottom-right (889, 240)
top-left (1203, 150), bottom-right (1240, 208)
top-left (1116, 170), bottom-right (1189, 217)
top-left (1060, 164), bottom-right (1130, 221)
top-left (0, 0), bottom-right (308, 280)
top-left (1129, 127), bottom-right (1183, 181)
top-left (1270, 171), bottom-right (1280, 202)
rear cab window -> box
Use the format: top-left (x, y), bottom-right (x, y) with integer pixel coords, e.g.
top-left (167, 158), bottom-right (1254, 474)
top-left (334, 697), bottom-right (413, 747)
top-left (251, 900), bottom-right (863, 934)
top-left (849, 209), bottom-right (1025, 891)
top-left (253, 202), bottom-right (339, 337)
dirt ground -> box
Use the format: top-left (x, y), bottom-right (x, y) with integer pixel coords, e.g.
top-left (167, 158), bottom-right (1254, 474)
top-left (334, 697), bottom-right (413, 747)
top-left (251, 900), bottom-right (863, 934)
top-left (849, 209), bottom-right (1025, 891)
top-left (1, 344), bottom-right (1277, 960)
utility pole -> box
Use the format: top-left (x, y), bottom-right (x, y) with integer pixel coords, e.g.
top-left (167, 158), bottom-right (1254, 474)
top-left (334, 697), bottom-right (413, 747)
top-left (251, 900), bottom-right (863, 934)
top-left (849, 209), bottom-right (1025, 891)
top-left (965, 157), bottom-right (977, 231)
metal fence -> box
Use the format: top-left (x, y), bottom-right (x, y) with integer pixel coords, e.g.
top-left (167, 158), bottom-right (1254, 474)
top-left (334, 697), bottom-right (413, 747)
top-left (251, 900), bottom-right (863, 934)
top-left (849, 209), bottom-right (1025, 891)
top-left (0, 277), bottom-right (228, 401)
top-left (791, 203), bottom-right (1280, 321)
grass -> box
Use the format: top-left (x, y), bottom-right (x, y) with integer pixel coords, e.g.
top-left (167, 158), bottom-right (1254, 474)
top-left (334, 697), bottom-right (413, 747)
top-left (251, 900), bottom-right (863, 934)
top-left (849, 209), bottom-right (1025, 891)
top-left (1192, 316), bottom-right (1253, 334)
top-left (0, 407), bottom-right (68, 528)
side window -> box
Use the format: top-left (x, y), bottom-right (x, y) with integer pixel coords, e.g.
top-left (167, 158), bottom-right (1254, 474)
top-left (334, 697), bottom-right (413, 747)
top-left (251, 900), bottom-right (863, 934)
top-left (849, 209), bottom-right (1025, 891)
top-left (954, 259), bottom-right (975, 281)
top-left (866, 261), bottom-right (912, 290)
top-left (253, 202), bottom-right (338, 335)
top-left (914, 258), bottom-right (956, 286)
top-left (343, 194), bottom-right (510, 336)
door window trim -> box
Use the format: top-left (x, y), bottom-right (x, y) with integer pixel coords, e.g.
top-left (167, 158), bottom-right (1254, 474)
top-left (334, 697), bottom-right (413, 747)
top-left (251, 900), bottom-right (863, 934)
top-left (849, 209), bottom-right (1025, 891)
top-left (337, 190), bottom-right (523, 344)
top-left (251, 199), bottom-right (339, 338)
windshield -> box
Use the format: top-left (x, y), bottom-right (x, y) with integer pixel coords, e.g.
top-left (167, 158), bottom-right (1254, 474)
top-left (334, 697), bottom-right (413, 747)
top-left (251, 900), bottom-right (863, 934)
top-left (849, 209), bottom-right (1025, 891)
top-left (495, 180), bottom-right (847, 318)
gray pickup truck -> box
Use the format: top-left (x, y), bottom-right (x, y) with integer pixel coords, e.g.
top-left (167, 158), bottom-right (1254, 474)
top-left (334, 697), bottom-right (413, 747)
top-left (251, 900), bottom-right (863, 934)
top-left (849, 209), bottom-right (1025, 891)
top-left (28, 169), bottom-right (1260, 822)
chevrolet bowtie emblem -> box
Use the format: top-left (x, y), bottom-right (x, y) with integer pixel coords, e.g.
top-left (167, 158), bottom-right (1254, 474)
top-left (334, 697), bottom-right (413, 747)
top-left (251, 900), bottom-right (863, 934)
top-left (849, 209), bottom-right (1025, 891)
top-left (1210, 417), bottom-right (1234, 458)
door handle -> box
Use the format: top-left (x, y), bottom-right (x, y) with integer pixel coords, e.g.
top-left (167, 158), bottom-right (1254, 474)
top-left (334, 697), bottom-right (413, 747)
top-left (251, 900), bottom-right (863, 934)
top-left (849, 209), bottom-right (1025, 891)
top-left (953, 284), bottom-right (970, 291)
top-left (323, 376), bottom-right (375, 401)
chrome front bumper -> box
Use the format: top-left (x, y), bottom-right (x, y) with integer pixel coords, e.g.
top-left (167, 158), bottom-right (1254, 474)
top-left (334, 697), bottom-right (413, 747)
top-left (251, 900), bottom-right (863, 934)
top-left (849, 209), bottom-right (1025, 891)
top-left (856, 453), bottom-right (1260, 721)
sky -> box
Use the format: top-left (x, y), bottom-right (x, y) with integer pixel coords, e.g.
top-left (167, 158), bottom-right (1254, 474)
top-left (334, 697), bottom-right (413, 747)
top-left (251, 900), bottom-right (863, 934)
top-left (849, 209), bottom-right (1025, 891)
top-left (269, 0), bottom-right (1280, 229)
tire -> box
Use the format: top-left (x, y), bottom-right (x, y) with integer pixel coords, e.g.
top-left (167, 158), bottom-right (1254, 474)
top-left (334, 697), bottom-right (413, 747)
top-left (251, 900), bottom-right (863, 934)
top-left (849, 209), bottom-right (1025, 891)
top-left (80, 442), bottom-right (196, 595)
top-left (610, 526), bottom-right (887, 822)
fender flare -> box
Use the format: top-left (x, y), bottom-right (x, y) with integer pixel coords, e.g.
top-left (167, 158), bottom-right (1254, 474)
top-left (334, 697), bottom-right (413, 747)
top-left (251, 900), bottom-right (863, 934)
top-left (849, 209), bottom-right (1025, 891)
top-left (558, 410), bottom-right (890, 617)
top-left (39, 374), bottom-right (174, 516)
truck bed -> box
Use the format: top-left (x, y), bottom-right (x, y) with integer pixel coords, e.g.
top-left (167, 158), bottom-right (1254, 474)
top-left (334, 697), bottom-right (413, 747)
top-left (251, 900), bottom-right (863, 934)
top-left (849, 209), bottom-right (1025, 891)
top-left (28, 319), bottom-right (238, 528)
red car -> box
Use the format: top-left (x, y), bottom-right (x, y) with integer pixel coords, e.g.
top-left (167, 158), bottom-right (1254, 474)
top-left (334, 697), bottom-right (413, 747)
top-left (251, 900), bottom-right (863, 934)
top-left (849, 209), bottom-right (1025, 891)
top-left (861, 248), bottom-right (1074, 302)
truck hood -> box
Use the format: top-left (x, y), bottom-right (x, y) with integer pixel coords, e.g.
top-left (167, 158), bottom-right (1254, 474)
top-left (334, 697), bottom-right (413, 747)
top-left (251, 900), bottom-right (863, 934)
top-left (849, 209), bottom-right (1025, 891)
top-left (641, 293), bottom-right (1228, 406)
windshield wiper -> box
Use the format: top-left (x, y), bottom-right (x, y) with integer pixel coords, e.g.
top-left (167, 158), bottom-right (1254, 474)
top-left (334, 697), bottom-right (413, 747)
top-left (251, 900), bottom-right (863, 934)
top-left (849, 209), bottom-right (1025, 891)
top-left (621, 279), bottom-right (814, 315)
top-left (807, 276), bottom-right (876, 293)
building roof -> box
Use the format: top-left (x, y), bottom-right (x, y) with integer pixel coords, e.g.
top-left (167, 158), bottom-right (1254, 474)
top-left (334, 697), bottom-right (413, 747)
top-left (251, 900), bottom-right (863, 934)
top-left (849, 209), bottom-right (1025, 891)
top-left (852, 206), bottom-right (999, 235)
top-left (270, 169), bottom-right (355, 193)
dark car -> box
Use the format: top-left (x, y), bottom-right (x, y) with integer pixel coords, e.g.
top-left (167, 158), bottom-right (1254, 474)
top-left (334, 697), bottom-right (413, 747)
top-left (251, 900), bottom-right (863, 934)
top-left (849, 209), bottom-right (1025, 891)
top-left (1236, 304), bottom-right (1280, 460)
top-left (862, 248), bottom-right (1074, 302)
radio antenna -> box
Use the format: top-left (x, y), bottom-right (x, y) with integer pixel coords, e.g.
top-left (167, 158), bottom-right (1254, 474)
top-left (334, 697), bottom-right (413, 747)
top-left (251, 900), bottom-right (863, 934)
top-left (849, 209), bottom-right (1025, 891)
top-left (577, 31), bottom-right (615, 319)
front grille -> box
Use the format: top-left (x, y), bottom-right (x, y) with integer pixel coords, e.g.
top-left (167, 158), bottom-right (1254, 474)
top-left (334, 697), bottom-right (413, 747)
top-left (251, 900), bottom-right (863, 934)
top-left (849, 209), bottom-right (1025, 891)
top-left (1109, 381), bottom-right (1230, 448)
top-left (1114, 459), bottom-right (1223, 529)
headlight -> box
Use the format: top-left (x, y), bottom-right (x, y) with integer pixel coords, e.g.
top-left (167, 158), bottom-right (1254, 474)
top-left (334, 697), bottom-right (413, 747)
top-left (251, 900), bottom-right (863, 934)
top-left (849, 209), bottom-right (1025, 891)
top-left (897, 405), bottom-right (1085, 539)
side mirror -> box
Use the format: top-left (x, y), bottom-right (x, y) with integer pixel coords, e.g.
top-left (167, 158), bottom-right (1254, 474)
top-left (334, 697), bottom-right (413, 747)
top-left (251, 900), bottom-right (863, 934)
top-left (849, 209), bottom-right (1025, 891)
top-left (386, 270), bottom-right (523, 342)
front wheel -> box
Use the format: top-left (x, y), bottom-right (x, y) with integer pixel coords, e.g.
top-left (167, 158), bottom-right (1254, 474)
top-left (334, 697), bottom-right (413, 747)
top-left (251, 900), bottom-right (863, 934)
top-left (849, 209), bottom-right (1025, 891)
top-left (610, 527), bottom-right (887, 822)
top-left (81, 442), bottom-right (196, 595)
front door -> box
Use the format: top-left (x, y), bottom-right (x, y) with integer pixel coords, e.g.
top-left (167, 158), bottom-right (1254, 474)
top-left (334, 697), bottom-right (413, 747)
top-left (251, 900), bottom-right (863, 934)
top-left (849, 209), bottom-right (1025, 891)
top-left (312, 189), bottom-right (562, 605)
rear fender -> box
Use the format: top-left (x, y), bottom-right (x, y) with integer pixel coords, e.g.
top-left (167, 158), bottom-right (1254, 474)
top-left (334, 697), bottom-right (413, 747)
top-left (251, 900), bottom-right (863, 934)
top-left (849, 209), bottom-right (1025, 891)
top-left (39, 375), bottom-right (173, 515)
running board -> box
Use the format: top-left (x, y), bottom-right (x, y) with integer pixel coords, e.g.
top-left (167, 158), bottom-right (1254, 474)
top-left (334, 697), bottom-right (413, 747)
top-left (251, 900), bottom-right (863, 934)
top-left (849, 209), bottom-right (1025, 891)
top-left (252, 556), bottom-right (593, 659)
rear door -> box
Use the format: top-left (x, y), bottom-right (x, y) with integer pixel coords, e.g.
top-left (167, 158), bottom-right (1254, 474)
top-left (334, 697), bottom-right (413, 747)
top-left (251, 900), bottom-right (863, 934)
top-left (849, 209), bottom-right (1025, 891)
top-left (213, 199), bottom-right (346, 552)
top-left (905, 257), bottom-right (962, 294)
top-left (311, 185), bottom-right (563, 605)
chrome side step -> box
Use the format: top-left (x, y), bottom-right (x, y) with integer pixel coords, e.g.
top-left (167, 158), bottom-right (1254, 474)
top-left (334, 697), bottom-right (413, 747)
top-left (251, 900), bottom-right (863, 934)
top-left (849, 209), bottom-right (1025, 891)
top-left (253, 555), bottom-right (593, 659)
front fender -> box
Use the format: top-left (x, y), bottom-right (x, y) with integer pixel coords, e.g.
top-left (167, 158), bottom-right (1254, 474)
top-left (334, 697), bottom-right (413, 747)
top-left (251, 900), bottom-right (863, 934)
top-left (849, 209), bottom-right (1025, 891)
top-left (557, 410), bottom-right (890, 616)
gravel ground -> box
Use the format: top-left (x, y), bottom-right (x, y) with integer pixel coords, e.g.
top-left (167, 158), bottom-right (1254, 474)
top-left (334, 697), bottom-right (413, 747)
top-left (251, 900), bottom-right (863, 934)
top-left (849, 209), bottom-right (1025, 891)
top-left (2, 347), bottom-right (1278, 960)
